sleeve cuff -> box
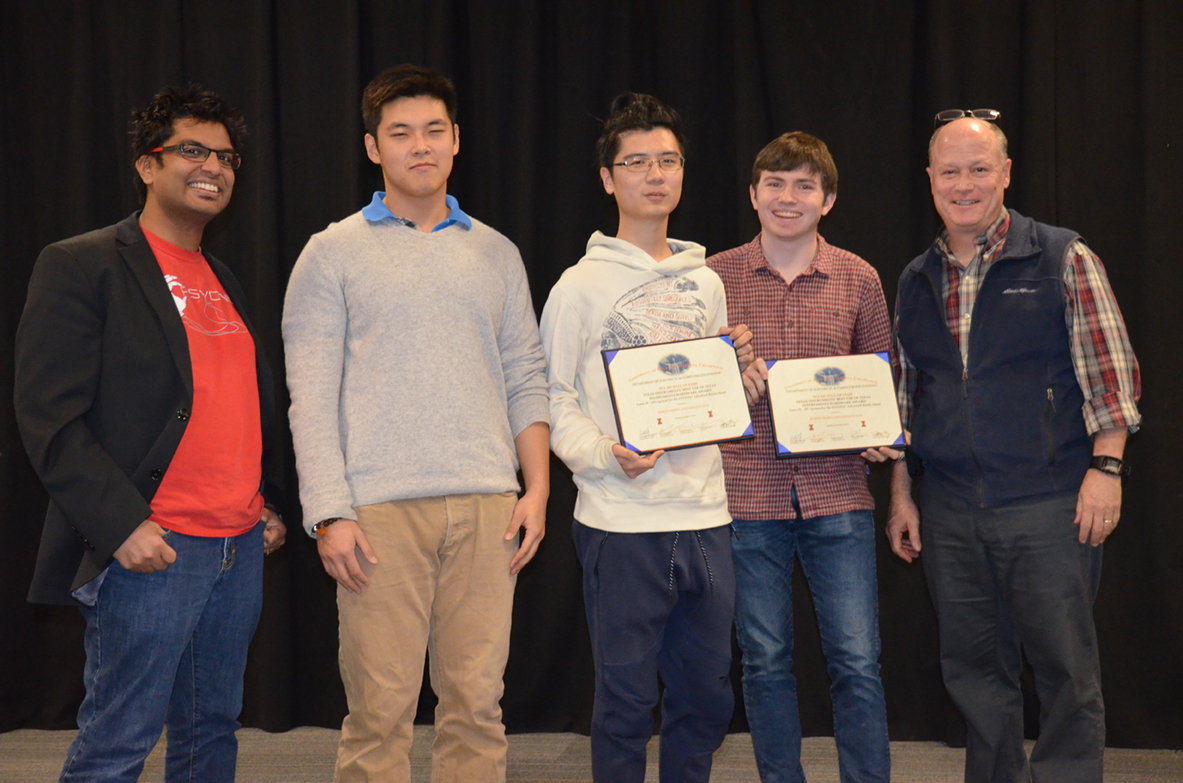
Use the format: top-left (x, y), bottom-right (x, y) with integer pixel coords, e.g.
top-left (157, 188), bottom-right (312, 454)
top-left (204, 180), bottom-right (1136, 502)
top-left (1082, 391), bottom-right (1142, 436)
top-left (509, 393), bottom-right (551, 439)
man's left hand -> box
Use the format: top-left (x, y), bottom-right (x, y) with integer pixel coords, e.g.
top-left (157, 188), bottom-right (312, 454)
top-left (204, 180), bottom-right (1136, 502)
top-left (505, 490), bottom-right (547, 575)
top-left (1074, 469), bottom-right (1121, 547)
top-left (861, 447), bottom-right (904, 463)
top-left (262, 507), bottom-right (286, 555)
top-left (720, 324), bottom-right (754, 370)
top-left (742, 358), bottom-right (768, 406)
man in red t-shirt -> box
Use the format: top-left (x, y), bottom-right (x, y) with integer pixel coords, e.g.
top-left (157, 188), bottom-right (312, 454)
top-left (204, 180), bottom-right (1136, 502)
top-left (15, 86), bottom-right (284, 782)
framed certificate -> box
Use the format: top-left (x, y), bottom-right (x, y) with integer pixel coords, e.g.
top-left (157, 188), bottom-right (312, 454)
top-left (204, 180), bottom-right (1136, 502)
top-left (602, 335), bottom-right (755, 454)
top-left (766, 352), bottom-right (905, 458)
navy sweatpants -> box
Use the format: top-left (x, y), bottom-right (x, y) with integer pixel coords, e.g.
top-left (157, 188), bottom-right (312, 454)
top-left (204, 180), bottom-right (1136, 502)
top-left (573, 521), bottom-right (736, 783)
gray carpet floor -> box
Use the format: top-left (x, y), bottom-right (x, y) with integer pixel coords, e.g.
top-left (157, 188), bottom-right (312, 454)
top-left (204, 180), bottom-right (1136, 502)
top-left (3, 727), bottom-right (1181, 782)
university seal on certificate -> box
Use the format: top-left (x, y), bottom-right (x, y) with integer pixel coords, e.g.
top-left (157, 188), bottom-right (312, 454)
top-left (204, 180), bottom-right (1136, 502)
top-left (766, 352), bottom-right (905, 458)
top-left (602, 335), bottom-right (754, 454)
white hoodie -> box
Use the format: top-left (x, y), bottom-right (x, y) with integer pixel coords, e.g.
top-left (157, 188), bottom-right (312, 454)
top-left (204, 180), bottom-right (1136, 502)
top-left (540, 231), bottom-right (731, 533)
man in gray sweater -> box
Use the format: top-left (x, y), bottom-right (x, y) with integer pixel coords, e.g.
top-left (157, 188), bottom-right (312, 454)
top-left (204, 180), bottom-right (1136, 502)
top-left (282, 64), bottom-right (550, 783)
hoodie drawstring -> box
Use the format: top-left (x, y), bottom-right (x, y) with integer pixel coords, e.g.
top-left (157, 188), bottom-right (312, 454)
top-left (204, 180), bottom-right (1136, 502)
top-left (666, 530), bottom-right (715, 597)
top-left (694, 531), bottom-right (716, 597)
top-left (667, 532), bottom-right (680, 592)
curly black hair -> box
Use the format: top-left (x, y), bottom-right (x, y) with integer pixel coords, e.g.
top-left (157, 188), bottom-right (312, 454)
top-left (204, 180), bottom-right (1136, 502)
top-left (129, 85), bottom-right (247, 205)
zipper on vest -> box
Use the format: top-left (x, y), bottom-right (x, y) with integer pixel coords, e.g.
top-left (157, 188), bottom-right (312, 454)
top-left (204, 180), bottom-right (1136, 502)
top-left (961, 366), bottom-right (986, 506)
top-left (1045, 388), bottom-right (1057, 466)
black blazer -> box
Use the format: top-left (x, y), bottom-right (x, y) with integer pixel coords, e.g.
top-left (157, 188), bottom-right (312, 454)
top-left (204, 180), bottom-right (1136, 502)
top-left (14, 212), bottom-right (277, 605)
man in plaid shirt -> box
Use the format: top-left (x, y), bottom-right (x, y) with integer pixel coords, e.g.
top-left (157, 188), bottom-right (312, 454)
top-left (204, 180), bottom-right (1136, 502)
top-left (889, 113), bottom-right (1141, 783)
top-left (708, 132), bottom-right (893, 783)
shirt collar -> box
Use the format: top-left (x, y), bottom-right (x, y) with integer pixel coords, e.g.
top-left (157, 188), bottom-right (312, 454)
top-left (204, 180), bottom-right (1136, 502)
top-left (935, 210), bottom-right (1010, 266)
top-left (746, 233), bottom-right (833, 278)
top-left (361, 192), bottom-right (472, 232)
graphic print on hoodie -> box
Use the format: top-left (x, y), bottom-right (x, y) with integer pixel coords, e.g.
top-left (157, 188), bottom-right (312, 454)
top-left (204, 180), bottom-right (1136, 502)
top-left (601, 277), bottom-right (709, 350)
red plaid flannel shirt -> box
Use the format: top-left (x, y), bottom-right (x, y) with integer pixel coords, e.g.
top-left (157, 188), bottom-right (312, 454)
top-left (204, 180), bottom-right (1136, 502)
top-left (707, 235), bottom-right (893, 521)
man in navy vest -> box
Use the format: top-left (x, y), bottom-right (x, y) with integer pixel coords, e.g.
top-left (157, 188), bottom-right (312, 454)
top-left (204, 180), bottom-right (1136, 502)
top-left (887, 111), bottom-right (1141, 783)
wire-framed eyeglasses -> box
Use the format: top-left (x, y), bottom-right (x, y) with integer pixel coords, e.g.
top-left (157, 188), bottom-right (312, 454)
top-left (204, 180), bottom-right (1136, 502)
top-left (149, 143), bottom-right (242, 170)
top-left (612, 154), bottom-right (685, 173)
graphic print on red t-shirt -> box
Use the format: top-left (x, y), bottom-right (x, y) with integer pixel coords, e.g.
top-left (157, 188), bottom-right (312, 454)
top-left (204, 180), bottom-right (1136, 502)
top-left (164, 272), bottom-right (246, 336)
top-left (142, 227), bottom-right (263, 537)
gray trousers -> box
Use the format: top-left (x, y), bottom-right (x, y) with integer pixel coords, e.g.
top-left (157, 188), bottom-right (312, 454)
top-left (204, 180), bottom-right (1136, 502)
top-left (919, 483), bottom-right (1105, 783)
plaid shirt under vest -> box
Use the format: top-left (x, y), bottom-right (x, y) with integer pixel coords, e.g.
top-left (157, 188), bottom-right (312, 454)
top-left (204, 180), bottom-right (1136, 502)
top-left (893, 211), bottom-right (1142, 436)
top-left (707, 234), bottom-right (893, 521)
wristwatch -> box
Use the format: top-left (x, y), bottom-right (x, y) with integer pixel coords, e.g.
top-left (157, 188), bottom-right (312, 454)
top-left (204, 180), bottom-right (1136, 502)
top-left (1089, 456), bottom-right (1129, 477)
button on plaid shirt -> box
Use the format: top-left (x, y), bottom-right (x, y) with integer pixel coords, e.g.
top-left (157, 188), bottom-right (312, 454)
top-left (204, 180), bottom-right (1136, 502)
top-left (708, 235), bottom-right (894, 521)
top-left (893, 211), bottom-right (1142, 436)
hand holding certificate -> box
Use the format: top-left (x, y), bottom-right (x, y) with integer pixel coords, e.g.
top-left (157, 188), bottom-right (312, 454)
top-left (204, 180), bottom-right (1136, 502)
top-left (602, 335), bottom-right (754, 454)
top-left (765, 352), bottom-right (905, 458)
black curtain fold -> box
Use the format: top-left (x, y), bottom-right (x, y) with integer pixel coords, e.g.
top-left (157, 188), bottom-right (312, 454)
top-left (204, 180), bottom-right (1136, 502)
top-left (2, 0), bottom-right (1181, 748)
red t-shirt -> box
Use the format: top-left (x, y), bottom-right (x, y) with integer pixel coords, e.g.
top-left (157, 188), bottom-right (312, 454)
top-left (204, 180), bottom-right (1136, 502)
top-left (142, 227), bottom-right (264, 536)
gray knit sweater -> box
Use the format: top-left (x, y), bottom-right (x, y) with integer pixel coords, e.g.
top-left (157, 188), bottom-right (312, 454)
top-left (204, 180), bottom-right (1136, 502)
top-left (283, 209), bottom-right (548, 534)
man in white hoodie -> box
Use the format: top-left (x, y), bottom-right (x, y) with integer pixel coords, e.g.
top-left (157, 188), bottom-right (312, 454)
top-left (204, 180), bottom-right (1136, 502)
top-left (540, 93), bottom-right (750, 783)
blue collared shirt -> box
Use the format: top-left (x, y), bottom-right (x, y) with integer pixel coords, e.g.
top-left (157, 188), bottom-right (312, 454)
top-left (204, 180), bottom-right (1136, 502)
top-left (361, 192), bottom-right (472, 232)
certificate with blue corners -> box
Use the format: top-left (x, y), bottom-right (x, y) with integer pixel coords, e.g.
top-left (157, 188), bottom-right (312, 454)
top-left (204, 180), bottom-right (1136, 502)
top-left (766, 352), bottom-right (905, 458)
top-left (602, 335), bottom-right (755, 455)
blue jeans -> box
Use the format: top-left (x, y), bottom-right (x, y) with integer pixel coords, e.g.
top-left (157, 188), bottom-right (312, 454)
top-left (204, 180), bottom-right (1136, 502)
top-left (61, 522), bottom-right (264, 783)
top-left (732, 502), bottom-right (889, 783)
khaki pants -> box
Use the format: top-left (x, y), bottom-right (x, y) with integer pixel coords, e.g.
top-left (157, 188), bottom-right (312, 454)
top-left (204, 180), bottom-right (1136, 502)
top-left (334, 493), bottom-right (518, 783)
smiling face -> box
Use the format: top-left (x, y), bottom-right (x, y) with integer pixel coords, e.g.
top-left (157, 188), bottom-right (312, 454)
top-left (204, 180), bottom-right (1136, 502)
top-left (599, 128), bottom-right (684, 222)
top-left (138, 118), bottom-right (235, 225)
top-left (750, 167), bottom-right (835, 244)
top-left (927, 118), bottom-right (1011, 241)
top-left (365, 95), bottom-right (458, 204)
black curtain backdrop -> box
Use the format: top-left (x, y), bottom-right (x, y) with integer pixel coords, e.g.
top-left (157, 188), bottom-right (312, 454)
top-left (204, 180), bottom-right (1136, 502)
top-left (2, 0), bottom-right (1181, 750)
